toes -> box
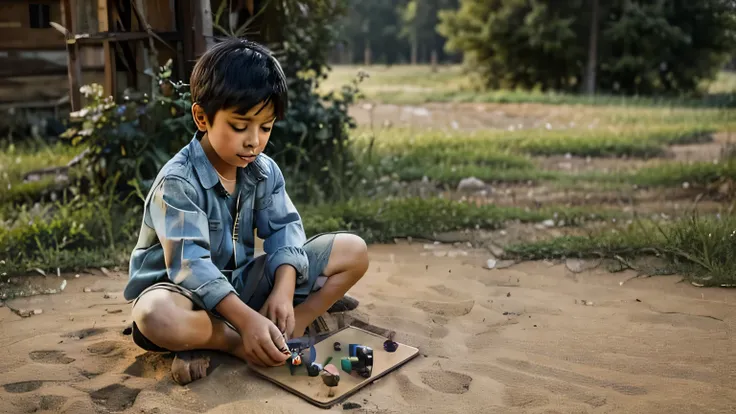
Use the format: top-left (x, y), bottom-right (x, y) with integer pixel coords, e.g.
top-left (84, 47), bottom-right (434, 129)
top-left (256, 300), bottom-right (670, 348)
top-left (170, 352), bottom-right (210, 386)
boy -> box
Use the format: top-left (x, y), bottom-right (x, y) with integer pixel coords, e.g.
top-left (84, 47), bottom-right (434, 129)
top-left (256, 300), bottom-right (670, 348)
top-left (123, 39), bottom-right (369, 385)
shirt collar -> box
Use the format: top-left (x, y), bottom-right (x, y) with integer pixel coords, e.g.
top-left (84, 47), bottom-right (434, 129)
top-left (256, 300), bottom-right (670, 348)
top-left (189, 135), bottom-right (268, 190)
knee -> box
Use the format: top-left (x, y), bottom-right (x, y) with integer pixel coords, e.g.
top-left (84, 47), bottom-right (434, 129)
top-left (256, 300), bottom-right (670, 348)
top-left (337, 233), bottom-right (369, 276)
top-left (132, 291), bottom-right (177, 339)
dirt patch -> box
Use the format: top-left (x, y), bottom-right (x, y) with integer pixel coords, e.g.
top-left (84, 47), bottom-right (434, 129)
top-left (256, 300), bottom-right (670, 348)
top-left (0, 246), bottom-right (734, 413)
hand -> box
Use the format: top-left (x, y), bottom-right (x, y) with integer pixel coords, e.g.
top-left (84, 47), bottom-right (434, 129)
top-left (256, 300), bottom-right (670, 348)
top-left (259, 290), bottom-right (296, 339)
top-left (239, 311), bottom-right (291, 368)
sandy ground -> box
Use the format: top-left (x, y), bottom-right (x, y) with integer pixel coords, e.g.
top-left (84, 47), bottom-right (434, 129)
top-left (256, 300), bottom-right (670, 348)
top-left (1, 244), bottom-right (735, 414)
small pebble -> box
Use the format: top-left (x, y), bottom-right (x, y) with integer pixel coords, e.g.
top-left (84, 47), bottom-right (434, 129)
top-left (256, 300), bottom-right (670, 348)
top-left (122, 326), bottom-right (133, 336)
top-left (33, 309), bottom-right (43, 315)
top-left (103, 293), bottom-right (111, 299)
top-left (83, 287), bottom-right (92, 293)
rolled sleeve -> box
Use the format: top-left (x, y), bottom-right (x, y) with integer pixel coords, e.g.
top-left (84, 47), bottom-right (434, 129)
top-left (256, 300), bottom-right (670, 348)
top-left (149, 176), bottom-right (236, 310)
top-left (255, 165), bottom-right (309, 284)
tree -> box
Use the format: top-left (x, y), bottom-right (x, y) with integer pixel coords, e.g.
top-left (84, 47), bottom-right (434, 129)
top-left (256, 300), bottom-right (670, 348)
top-left (439, 0), bottom-right (582, 91)
top-left (439, 0), bottom-right (736, 95)
top-left (583, 0), bottom-right (600, 95)
top-left (335, 0), bottom-right (411, 65)
top-left (400, 0), bottom-right (460, 65)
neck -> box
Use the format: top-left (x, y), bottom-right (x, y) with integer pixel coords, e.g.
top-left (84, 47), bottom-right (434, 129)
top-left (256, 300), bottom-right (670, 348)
top-left (200, 133), bottom-right (237, 180)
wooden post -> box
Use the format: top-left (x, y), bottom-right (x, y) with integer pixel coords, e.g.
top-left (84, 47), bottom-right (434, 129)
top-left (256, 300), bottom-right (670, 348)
top-left (193, 0), bottom-right (214, 57)
top-left (61, 0), bottom-right (82, 111)
top-left (98, 0), bottom-right (116, 99)
top-left (178, 0), bottom-right (195, 77)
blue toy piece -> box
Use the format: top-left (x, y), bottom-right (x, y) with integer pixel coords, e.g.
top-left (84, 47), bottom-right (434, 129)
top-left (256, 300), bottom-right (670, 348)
top-left (285, 327), bottom-right (318, 376)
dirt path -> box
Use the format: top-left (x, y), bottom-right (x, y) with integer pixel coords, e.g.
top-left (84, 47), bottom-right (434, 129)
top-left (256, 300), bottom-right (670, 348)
top-left (1, 244), bottom-right (734, 413)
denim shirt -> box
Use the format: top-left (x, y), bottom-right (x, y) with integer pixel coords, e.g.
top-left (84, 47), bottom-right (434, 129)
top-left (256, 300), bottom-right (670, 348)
top-left (123, 136), bottom-right (309, 311)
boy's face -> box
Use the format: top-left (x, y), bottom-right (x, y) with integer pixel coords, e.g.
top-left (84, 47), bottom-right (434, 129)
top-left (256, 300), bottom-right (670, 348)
top-left (194, 101), bottom-right (276, 169)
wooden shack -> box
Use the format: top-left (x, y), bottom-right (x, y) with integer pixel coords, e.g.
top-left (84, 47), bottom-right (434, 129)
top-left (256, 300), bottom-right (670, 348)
top-left (0, 0), bottom-right (263, 112)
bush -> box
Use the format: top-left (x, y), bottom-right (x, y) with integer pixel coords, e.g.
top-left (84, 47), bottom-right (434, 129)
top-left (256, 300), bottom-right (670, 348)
top-left (61, 61), bottom-right (195, 195)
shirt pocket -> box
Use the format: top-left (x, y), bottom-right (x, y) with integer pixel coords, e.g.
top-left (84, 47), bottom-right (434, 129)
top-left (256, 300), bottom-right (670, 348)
top-left (253, 180), bottom-right (272, 211)
top-left (208, 219), bottom-right (224, 253)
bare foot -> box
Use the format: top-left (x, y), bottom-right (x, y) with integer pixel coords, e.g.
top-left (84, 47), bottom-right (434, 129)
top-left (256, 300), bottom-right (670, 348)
top-left (171, 351), bottom-right (211, 385)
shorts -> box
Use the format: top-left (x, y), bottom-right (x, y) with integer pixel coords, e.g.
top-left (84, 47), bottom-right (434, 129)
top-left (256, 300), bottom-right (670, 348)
top-left (131, 231), bottom-right (344, 353)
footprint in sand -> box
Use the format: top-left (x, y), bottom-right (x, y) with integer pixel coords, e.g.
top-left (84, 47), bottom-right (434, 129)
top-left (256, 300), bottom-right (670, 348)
top-left (87, 341), bottom-right (124, 357)
top-left (124, 353), bottom-right (173, 380)
top-left (89, 384), bottom-right (141, 412)
top-left (420, 370), bottom-right (473, 394)
top-left (62, 327), bottom-right (107, 340)
top-left (3, 380), bottom-right (43, 393)
top-left (6, 395), bottom-right (67, 413)
top-left (413, 299), bottom-right (475, 317)
top-left (41, 395), bottom-right (67, 411)
top-left (428, 284), bottom-right (468, 300)
top-left (29, 350), bottom-right (75, 364)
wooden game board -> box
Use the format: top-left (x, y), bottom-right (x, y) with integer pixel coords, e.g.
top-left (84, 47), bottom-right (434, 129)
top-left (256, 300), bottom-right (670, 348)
top-left (249, 325), bottom-right (419, 409)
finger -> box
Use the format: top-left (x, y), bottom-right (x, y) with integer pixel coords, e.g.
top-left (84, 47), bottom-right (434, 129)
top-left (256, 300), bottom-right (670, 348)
top-left (267, 327), bottom-right (291, 362)
top-left (286, 313), bottom-right (295, 339)
top-left (244, 349), bottom-right (266, 368)
top-left (254, 342), bottom-right (281, 367)
top-left (272, 327), bottom-right (289, 352)
top-left (259, 305), bottom-right (268, 317)
top-left (276, 311), bottom-right (287, 333)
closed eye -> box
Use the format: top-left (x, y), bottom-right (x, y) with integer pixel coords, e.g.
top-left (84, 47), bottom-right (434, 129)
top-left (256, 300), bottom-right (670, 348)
top-left (229, 123), bottom-right (246, 132)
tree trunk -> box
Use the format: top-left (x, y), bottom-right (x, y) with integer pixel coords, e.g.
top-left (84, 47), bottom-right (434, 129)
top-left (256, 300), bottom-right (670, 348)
top-left (583, 0), bottom-right (599, 95)
top-left (364, 40), bottom-right (372, 66)
top-left (431, 49), bottom-right (438, 72)
top-left (411, 41), bottom-right (417, 65)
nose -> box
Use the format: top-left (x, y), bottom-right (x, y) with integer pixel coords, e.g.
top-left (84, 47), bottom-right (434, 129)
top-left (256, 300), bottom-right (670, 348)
top-left (243, 128), bottom-right (259, 150)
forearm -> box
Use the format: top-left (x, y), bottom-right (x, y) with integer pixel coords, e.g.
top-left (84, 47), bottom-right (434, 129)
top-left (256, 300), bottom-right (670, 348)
top-left (216, 293), bottom-right (260, 332)
top-left (273, 264), bottom-right (297, 297)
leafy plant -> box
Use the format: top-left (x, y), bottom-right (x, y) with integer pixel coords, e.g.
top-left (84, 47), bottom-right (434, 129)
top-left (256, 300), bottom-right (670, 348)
top-left (60, 59), bottom-right (195, 194)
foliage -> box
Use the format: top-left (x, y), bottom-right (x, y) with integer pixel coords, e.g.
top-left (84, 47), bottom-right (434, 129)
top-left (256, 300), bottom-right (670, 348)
top-left (257, 0), bottom-right (368, 201)
top-left (438, 0), bottom-right (736, 95)
top-left (61, 60), bottom-right (195, 194)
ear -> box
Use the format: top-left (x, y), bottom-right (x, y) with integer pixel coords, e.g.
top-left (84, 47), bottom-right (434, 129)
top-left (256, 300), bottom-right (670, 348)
top-left (191, 103), bottom-right (208, 132)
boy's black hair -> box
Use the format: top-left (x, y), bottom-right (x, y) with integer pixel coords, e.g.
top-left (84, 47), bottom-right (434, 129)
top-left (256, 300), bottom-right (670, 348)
top-left (190, 38), bottom-right (288, 125)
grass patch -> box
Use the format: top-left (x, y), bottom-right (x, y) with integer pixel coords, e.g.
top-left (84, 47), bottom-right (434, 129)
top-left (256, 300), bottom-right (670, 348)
top-left (300, 197), bottom-right (617, 244)
top-left (359, 126), bottom-right (717, 161)
top-left (0, 189), bottom-right (140, 276)
top-left (325, 65), bottom-right (736, 108)
top-left (0, 142), bottom-right (81, 184)
top-left (390, 164), bottom-right (560, 185)
top-left (505, 213), bottom-right (736, 286)
top-left (595, 159), bottom-right (736, 188)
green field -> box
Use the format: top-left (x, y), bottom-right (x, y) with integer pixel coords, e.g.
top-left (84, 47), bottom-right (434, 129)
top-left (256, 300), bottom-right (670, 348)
top-left (1, 65), bottom-right (735, 285)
